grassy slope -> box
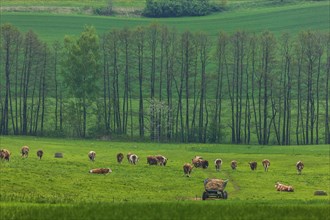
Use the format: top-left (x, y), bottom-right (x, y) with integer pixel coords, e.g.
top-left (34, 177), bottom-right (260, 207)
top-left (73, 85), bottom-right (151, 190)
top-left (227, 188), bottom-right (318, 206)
top-left (1, 2), bottom-right (329, 42)
top-left (0, 136), bottom-right (329, 219)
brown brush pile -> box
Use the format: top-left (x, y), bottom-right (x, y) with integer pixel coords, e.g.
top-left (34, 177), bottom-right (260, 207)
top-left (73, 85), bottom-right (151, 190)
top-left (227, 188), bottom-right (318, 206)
top-left (204, 178), bottom-right (228, 191)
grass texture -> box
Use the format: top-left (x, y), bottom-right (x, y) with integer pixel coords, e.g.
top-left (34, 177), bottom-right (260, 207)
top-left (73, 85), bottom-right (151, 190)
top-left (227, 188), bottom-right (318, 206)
top-left (0, 136), bottom-right (329, 219)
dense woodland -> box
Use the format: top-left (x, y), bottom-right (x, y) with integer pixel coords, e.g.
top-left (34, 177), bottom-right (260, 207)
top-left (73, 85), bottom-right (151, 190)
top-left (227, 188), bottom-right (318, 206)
top-left (0, 23), bottom-right (329, 144)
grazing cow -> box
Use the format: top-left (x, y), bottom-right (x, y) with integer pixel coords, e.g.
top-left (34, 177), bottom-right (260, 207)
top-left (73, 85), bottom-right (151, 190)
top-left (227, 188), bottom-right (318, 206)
top-left (147, 156), bottom-right (158, 165)
top-left (21, 146), bottom-right (29, 158)
top-left (192, 156), bottom-right (208, 169)
top-left (156, 155), bottom-right (168, 166)
top-left (214, 159), bottom-right (223, 171)
top-left (296, 161), bottom-right (304, 175)
top-left (37, 150), bottom-right (44, 160)
top-left (231, 160), bottom-right (237, 170)
top-left (0, 149), bottom-right (11, 161)
top-left (183, 163), bottom-right (193, 177)
top-left (88, 151), bottom-right (96, 162)
top-left (89, 168), bottom-right (112, 175)
top-left (262, 159), bottom-right (270, 172)
top-left (117, 153), bottom-right (124, 164)
top-left (249, 161), bottom-right (257, 170)
top-left (129, 154), bottom-right (139, 165)
top-left (275, 182), bottom-right (294, 192)
top-left (127, 152), bottom-right (133, 162)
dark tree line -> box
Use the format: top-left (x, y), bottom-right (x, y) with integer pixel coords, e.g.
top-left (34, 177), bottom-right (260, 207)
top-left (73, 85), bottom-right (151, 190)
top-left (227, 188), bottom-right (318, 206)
top-left (1, 23), bottom-right (329, 145)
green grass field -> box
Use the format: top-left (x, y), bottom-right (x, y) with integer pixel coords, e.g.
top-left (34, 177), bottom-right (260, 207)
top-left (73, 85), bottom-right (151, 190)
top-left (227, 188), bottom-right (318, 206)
top-left (1, 1), bottom-right (329, 42)
top-left (0, 136), bottom-right (329, 219)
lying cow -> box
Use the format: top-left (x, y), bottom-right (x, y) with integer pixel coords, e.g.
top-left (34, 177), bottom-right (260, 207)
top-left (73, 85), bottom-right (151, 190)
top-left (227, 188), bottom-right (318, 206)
top-left (0, 149), bottom-right (11, 161)
top-left (183, 163), bottom-right (193, 177)
top-left (214, 159), bottom-right (223, 172)
top-left (88, 151), bottom-right (96, 162)
top-left (21, 146), bottom-right (29, 158)
top-left (129, 154), bottom-right (139, 165)
top-left (231, 160), bottom-right (237, 170)
top-left (296, 161), bottom-right (304, 175)
top-left (117, 153), bottom-right (124, 163)
top-left (147, 156), bottom-right (158, 165)
top-left (89, 168), bottom-right (112, 175)
top-left (275, 182), bottom-right (294, 192)
top-left (262, 159), bottom-right (270, 172)
top-left (37, 150), bottom-right (44, 160)
top-left (249, 161), bottom-right (257, 170)
top-left (156, 155), bottom-right (167, 166)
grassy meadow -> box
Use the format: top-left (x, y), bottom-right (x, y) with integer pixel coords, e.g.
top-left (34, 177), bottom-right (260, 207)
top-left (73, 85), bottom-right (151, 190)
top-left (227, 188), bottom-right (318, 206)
top-left (0, 136), bottom-right (329, 219)
top-left (1, 1), bottom-right (329, 42)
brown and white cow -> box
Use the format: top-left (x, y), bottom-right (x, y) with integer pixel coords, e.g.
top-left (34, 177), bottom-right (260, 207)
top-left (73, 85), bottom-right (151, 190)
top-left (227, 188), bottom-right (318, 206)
top-left (147, 156), bottom-right (158, 165)
top-left (0, 149), bottom-right (11, 161)
top-left (21, 146), bottom-right (29, 158)
top-left (231, 160), bottom-right (238, 170)
top-left (192, 156), bottom-right (208, 169)
top-left (117, 153), bottom-right (124, 164)
top-left (88, 151), bottom-right (96, 162)
top-left (262, 159), bottom-right (270, 172)
top-left (89, 168), bottom-right (112, 175)
top-left (37, 150), bottom-right (44, 160)
top-left (129, 154), bottom-right (139, 165)
top-left (156, 155), bottom-right (167, 166)
top-left (183, 163), bottom-right (193, 177)
top-left (249, 161), bottom-right (257, 170)
top-left (275, 182), bottom-right (294, 192)
top-left (296, 161), bottom-right (304, 175)
top-left (127, 152), bottom-right (133, 162)
top-left (214, 159), bottom-right (223, 172)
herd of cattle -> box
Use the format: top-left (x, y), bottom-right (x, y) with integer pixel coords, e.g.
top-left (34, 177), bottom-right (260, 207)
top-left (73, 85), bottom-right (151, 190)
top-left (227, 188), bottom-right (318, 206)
top-left (1, 146), bottom-right (305, 183)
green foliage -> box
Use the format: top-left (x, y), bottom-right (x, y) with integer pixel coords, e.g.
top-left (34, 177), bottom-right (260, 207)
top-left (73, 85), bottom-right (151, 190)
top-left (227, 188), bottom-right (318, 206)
top-left (142, 0), bottom-right (222, 17)
top-left (0, 136), bottom-right (329, 219)
top-left (93, 0), bottom-right (114, 15)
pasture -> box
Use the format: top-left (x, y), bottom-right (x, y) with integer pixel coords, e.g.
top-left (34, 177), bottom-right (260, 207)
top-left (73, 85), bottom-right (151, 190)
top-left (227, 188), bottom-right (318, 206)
top-left (0, 136), bottom-right (329, 219)
top-left (1, 1), bottom-right (329, 42)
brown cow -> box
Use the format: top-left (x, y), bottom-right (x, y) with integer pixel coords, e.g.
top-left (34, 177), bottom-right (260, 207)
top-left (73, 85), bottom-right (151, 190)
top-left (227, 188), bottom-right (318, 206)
top-left (249, 161), bottom-right (257, 170)
top-left (183, 163), bottom-right (193, 177)
top-left (275, 182), bottom-right (294, 192)
top-left (262, 159), bottom-right (270, 172)
top-left (214, 159), bottom-right (223, 171)
top-left (0, 149), bottom-right (11, 161)
top-left (117, 153), bottom-right (124, 164)
top-left (129, 154), bottom-right (139, 165)
top-left (88, 151), bottom-right (96, 162)
top-left (231, 160), bottom-right (237, 170)
top-left (296, 161), bottom-right (304, 175)
top-left (37, 150), bottom-right (44, 160)
top-left (21, 146), bottom-right (29, 158)
top-left (156, 155), bottom-right (167, 166)
top-left (147, 156), bottom-right (158, 165)
top-left (89, 168), bottom-right (112, 175)
top-left (192, 156), bottom-right (208, 169)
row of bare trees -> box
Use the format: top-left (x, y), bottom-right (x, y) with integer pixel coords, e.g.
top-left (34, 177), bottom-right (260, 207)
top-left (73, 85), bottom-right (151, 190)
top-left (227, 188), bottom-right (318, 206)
top-left (1, 23), bottom-right (329, 144)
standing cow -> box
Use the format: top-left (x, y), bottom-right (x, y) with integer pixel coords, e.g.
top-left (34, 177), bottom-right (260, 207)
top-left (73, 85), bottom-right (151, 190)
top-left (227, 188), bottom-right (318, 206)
top-left (147, 156), bottom-right (158, 165)
top-left (37, 150), bottom-right (44, 160)
top-left (214, 159), bottom-right (223, 172)
top-left (129, 154), bottom-right (139, 165)
top-left (117, 153), bottom-right (124, 163)
top-left (249, 161), bottom-right (257, 170)
top-left (0, 149), bottom-right (11, 161)
top-left (262, 159), bottom-right (270, 172)
top-left (21, 146), bottom-right (30, 158)
top-left (183, 163), bottom-right (193, 177)
top-left (296, 161), bottom-right (304, 175)
top-left (192, 156), bottom-right (208, 169)
top-left (156, 155), bottom-right (168, 166)
top-left (88, 151), bottom-right (96, 162)
top-left (231, 160), bottom-right (237, 170)
top-left (127, 152), bottom-right (133, 162)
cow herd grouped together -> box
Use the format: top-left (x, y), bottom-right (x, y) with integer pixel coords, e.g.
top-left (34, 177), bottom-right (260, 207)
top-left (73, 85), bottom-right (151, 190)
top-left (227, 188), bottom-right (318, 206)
top-left (1, 146), bottom-right (305, 183)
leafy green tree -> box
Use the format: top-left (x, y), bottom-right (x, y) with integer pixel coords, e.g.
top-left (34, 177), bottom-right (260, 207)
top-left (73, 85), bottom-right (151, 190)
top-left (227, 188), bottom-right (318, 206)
top-left (62, 25), bottom-right (100, 137)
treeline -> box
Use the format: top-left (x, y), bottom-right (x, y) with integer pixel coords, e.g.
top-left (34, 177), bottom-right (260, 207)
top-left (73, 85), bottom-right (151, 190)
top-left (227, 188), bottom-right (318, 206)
top-left (142, 0), bottom-right (222, 17)
top-left (0, 23), bottom-right (329, 145)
